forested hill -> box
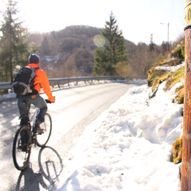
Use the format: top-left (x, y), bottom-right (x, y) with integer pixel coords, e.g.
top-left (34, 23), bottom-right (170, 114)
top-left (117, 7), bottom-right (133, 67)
top-left (29, 25), bottom-right (167, 78)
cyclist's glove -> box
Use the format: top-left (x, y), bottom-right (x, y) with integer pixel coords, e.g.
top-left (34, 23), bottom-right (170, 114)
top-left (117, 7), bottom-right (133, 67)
top-left (46, 96), bottom-right (55, 103)
top-left (45, 99), bottom-right (52, 103)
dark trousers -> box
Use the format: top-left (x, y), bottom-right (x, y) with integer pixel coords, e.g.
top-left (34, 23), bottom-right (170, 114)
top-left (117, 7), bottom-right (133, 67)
top-left (17, 94), bottom-right (47, 126)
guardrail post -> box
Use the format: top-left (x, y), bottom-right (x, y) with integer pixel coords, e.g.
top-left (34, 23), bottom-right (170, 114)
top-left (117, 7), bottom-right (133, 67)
top-left (57, 82), bottom-right (60, 89)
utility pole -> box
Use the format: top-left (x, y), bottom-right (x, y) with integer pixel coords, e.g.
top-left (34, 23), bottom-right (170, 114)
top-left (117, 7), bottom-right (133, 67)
top-left (160, 22), bottom-right (170, 44)
top-left (181, 0), bottom-right (191, 190)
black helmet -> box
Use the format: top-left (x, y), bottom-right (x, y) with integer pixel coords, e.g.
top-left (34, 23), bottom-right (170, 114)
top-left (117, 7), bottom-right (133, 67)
top-left (28, 54), bottom-right (40, 64)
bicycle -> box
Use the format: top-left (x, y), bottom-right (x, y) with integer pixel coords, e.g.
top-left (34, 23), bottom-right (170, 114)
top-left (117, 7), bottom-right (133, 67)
top-left (12, 100), bottom-right (52, 171)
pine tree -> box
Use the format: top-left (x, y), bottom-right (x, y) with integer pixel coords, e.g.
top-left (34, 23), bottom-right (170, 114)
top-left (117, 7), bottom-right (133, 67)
top-left (41, 36), bottom-right (51, 55)
top-left (93, 12), bottom-right (128, 76)
top-left (0, 0), bottom-right (29, 82)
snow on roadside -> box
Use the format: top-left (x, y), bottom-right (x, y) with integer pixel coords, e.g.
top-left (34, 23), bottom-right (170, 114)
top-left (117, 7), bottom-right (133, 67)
top-left (57, 81), bottom-right (182, 191)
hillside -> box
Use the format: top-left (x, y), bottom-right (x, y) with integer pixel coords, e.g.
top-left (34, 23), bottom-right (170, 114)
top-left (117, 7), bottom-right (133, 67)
top-left (147, 39), bottom-right (184, 164)
top-left (29, 25), bottom-right (161, 78)
top-left (147, 39), bottom-right (184, 104)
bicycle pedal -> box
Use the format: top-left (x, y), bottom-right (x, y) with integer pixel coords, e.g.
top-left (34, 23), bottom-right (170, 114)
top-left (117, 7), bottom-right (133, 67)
top-left (32, 135), bottom-right (36, 141)
top-left (18, 145), bottom-right (28, 152)
top-left (37, 128), bottom-right (44, 134)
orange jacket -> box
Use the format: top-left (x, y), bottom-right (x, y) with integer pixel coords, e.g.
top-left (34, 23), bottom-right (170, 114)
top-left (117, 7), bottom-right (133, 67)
top-left (27, 63), bottom-right (54, 102)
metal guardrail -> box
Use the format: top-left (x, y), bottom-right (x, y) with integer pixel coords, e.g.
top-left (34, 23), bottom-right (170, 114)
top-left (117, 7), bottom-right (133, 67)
top-left (0, 76), bottom-right (125, 91)
top-left (0, 82), bottom-right (12, 90)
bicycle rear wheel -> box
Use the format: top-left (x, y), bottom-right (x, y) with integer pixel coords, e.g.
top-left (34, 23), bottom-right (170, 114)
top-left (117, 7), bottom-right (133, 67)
top-left (12, 127), bottom-right (31, 170)
top-left (36, 113), bottom-right (52, 147)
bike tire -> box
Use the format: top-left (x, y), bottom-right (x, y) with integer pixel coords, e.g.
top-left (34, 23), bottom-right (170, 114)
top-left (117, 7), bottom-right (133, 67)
top-left (36, 113), bottom-right (52, 147)
top-left (12, 127), bottom-right (31, 171)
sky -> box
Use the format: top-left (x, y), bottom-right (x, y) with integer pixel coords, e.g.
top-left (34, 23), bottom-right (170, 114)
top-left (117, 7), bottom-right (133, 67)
top-left (0, 0), bottom-right (184, 45)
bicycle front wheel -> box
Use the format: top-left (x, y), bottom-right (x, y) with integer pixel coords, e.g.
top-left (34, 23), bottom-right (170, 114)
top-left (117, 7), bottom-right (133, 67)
top-left (36, 113), bottom-right (52, 147)
top-left (12, 127), bottom-right (31, 170)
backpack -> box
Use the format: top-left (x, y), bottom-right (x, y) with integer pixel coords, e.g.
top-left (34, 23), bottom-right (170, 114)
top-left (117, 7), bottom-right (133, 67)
top-left (12, 66), bottom-right (37, 95)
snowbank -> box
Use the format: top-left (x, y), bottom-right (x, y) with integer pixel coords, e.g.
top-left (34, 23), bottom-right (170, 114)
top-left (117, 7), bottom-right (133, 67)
top-left (57, 81), bottom-right (182, 191)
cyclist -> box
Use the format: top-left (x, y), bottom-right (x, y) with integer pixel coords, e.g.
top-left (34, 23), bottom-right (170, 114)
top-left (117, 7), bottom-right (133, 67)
top-left (17, 53), bottom-right (55, 151)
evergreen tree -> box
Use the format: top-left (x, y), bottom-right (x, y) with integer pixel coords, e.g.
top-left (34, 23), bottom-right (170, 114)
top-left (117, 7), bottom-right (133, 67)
top-left (149, 34), bottom-right (155, 52)
top-left (41, 36), bottom-right (51, 55)
top-left (93, 12), bottom-right (128, 76)
top-left (0, 0), bottom-right (29, 82)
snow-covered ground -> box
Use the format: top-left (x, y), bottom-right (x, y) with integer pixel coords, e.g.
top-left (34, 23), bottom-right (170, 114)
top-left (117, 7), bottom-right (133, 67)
top-left (0, 79), bottom-right (182, 190)
top-left (55, 80), bottom-right (182, 191)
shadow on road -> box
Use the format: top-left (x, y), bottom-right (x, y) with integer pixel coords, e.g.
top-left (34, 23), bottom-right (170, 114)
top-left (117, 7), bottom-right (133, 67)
top-left (15, 146), bottom-right (63, 191)
top-left (0, 99), bottom-right (19, 158)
